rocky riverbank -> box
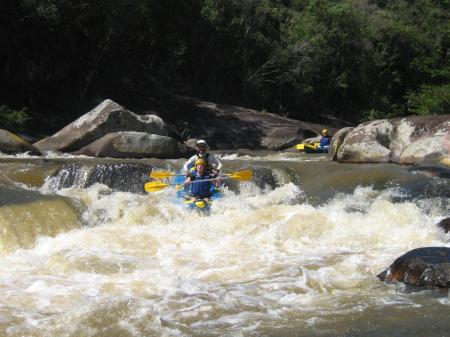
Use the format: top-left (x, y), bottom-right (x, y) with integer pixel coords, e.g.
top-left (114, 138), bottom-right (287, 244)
top-left (1, 99), bottom-right (449, 168)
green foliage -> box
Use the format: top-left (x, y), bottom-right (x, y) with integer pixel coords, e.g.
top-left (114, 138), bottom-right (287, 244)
top-left (1, 0), bottom-right (449, 132)
top-left (0, 106), bottom-right (31, 132)
top-left (407, 84), bottom-right (450, 115)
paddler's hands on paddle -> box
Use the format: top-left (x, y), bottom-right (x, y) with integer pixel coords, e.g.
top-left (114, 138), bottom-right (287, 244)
top-left (144, 169), bottom-right (252, 193)
top-left (184, 176), bottom-right (192, 186)
top-left (213, 169), bottom-right (222, 187)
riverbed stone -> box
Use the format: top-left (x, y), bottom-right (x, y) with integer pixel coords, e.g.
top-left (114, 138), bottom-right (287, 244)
top-left (329, 127), bottom-right (353, 161)
top-left (0, 129), bottom-right (41, 155)
top-left (377, 247), bottom-right (450, 288)
top-left (337, 120), bottom-right (394, 163)
top-left (396, 116), bottom-right (450, 164)
top-left (334, 115), bottom-right (450, 164)
top-left (34, 99), bottom-right (170, 152)
top-left (75, 132), bottom-right (194, 159)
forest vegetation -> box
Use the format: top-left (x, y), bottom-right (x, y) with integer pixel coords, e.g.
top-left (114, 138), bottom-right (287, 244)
top-left (1, 0), bottom-right (449, 135)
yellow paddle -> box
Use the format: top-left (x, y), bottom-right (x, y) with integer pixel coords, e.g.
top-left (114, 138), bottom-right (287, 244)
top-left (144, 169), bottom-right (253, 192)
top-left (149, 169), bottom-right (252, 181)
top-left (225, 169), bottom-right (252, 181)
top-left (144, 181), bottom-right (182, 192)
top-left (149, 171), bottom-right (184, 179)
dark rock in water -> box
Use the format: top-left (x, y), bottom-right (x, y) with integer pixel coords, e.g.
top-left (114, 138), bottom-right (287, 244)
top-left (0, 129), bottom-right (41, 155)
top-left (75, 132), bottom-right (194, 159)
top-left (377, 247), bottom-right (450, 288)
top-left (48, 163), bottom-right (154, 193)
top-left (165, 97), bottom-right (336, 150)
top-left (409, 161), bottom-right (450, 179)
top-left (34, 99), bottom-right (170, 152)
top-left (438, 218), bottom-right (450, 233)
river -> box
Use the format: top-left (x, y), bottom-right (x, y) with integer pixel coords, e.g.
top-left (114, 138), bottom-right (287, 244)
top-left (0, 151), bottom-right (449, 336)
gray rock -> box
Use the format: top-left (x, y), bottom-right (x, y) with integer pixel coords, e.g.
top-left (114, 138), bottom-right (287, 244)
top-left (337, 120), bottom-right (394, 163)
top-left (34, 99), bottom-right (169, 152)
top-left (329, 127), bottom-right (353, 161)
top-left (75, 132), bottom-right (194, 159)
top-left (0, 129), bottom-right (41, 155)
top-left (335, 115), bottom-right (450, 164)
top-left (377, 247), bottom-right (450, 288)
top-left (396, 116), bottom-right (450, 164)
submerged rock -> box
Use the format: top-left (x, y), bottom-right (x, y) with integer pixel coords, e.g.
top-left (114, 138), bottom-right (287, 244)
top-left (34, 99), bottom-right (170, 152)
top-left (75, 132), bottom-right (194, 159)
top-left (377, 247), bottom-right (450, 288)
top-left (0, 129), bottom-right (41, 155)
top-left (437, 218), bottom-right (450, 233)
top-left (47, 162), bottom-right (154, 193)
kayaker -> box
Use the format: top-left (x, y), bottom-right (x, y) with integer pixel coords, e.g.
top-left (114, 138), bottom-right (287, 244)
top-left (184, 158), bottom-right (218, 202)
top-left (183, 139), bottom-right (223, 178)
top-left (318, 129), bottom-right (331, 150)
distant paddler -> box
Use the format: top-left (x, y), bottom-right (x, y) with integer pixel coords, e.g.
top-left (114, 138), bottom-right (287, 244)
top-left (317, 128), bottom-right (331, 152)
top-left (183, 140), bottom-right (223, 184)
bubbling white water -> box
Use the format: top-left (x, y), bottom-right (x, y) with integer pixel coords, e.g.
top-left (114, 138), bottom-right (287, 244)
top-left (0, 180), bottom-right (449, 336)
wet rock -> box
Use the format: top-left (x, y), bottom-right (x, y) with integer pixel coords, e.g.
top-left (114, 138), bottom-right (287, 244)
top-left (396, 116), bottom-right (450, 164)
top-left (34, 99), bottom-right (170, 152)
top-left (377, 247), bottom-right (450, 288)
top-left (75, 132), bottom-right (194, 159)
top-left (335, 115), bottom-right (450, 164)
top-left (0, 129), bottom-right (41, 155)
top-left (337, 120), bottom-right (394, 163)
top-left (437, 218), bottom-right (450, 233)
top-left (409, 160), bottom-right (450, 179)
top-left (48, 163), bottom-right (154, 193)
top-left (329, 127), bottom-right (353, 161)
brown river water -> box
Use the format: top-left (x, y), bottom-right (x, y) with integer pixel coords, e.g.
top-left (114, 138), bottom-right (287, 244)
top-left (0, 151), bottom-right (449, 337)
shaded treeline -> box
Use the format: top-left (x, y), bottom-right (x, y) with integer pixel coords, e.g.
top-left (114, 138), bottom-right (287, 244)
top-left (1, 0), bottom-right (449, 135)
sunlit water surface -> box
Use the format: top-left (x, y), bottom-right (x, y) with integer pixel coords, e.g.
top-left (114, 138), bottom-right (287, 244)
top-left (0, 152), bottom-right (449, 336)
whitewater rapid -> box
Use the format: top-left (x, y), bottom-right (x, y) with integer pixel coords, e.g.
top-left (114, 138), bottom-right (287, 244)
top-left (0, 155), bottom-right (449, 336)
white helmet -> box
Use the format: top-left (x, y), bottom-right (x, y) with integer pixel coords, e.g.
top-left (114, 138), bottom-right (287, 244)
top-left (196, 139), bottom-right (208, 147)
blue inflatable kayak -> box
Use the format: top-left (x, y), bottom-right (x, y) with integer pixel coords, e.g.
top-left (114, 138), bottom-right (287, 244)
top-left (172, 174), bottom-right (222, 212)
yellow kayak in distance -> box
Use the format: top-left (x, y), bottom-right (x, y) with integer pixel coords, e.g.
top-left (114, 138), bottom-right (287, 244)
top-left (296, 142), bottom-right (328, 153)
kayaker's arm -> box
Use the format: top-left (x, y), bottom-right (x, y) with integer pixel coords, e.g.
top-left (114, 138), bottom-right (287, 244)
top-left (182, 155), bottom-right (197, 173)
top-left (184, 173), bottom-right (195, 186)
top-left (209, 154), bottom-right (223, 172)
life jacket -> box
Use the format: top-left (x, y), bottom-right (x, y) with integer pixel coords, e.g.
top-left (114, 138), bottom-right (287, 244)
top-left (189, 171), bottom-right (212, 198)
top-left (320, 136), bottom-right (331, 147)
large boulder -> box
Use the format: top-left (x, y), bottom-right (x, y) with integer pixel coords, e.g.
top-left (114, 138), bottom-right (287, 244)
top-left (335, 115), bottom-right (450, 164)
top-left (337, 120), bottom-right (394, 163)
top-left (328, 127), bottom-right (353, 161)
top-left (0, 129), bottom-right (40, 155)
top-left (377, 247), bottom-right (450, 288)
top-left (34, 99), bottom-right (170, 152)
top-left (75, 132), bottom-right (194, 159)
top-left (165, 97), bottom-right (336, 150)
top-left (396, 116), bottom-right (450, 164)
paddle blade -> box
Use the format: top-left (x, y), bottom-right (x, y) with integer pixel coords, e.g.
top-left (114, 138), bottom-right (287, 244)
top-left (228, 169), bottom-right (252, 181)
top-left (296, 144), bottom-right (305, 151)
top-left (144, 181), bottom-right (170, 192)
top-left (149, 171), bottom-right (174, 179)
